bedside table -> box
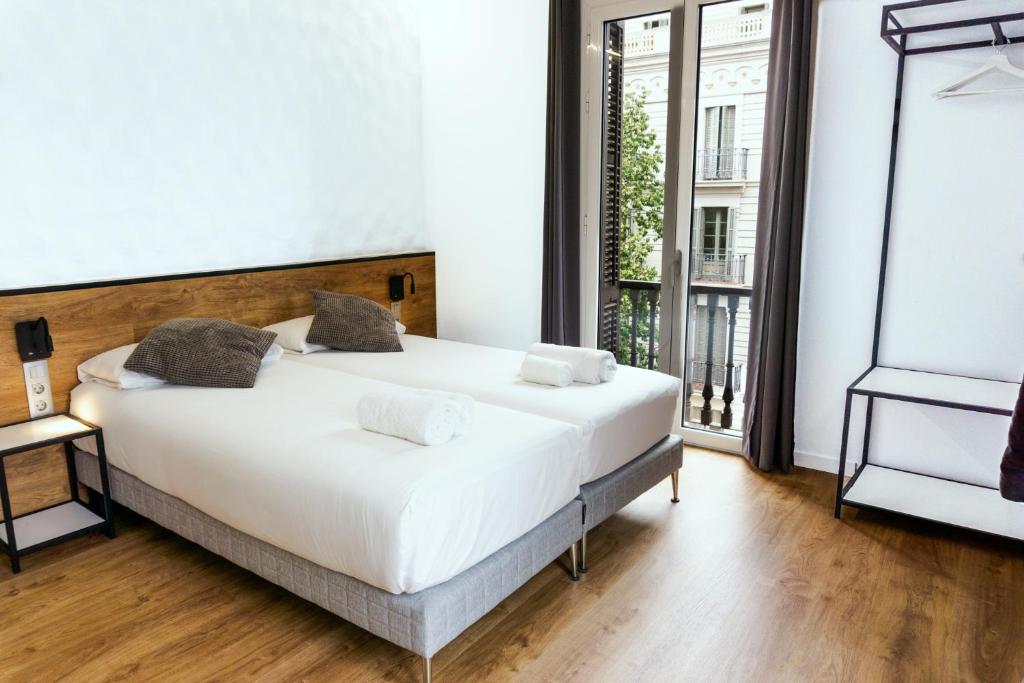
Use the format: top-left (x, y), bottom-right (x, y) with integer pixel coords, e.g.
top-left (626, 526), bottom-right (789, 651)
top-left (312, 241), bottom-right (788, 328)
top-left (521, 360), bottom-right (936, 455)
top-left (0, 414), bottom-right (115, 573)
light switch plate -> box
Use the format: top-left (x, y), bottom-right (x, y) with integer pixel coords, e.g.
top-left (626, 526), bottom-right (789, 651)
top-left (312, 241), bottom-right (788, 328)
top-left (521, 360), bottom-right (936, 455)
top-left (391, 301), bottom-right (402, 321)
top-left (23, 360), bottom-right (54, 418)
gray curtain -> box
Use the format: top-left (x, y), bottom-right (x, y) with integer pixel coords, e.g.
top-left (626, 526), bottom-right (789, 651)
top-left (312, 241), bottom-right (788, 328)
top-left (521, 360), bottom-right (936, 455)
top-left (541, 0), bottom-right (581, 346)
top-left (742, 0), bottom-right (813, 472)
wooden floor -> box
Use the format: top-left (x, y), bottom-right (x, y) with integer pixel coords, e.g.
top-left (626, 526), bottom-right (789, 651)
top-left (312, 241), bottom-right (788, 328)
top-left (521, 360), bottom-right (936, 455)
top-left (2, 448), bottom-right (1022, 682)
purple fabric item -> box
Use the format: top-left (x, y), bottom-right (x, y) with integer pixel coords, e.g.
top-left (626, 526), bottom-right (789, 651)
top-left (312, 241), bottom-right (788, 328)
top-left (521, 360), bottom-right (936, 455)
top-left (999, 379), bottom-right (1024, 502)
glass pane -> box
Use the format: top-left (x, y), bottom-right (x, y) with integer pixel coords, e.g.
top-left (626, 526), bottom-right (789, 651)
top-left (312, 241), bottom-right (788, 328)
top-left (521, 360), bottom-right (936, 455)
top-left (683, 0), bottom-right (772, 435)
top-left (604, 11), bottom-right (670, 369)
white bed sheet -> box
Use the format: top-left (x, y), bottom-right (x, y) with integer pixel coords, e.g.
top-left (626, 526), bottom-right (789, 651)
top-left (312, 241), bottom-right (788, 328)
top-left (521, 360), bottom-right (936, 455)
top-left (70, 360), bottom-right (581, 594)
top-left (288, 336), bottom-right (681, 483)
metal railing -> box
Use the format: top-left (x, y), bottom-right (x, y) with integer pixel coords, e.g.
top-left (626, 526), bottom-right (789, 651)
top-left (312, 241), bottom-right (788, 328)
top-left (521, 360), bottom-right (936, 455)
top-left (685, 283), bottom-right (753, 432)
top-left (615, 280), bottom-right (753, 433)
top-left (690, 360), bottom-right (744, 391)
top-left (618, 280), bottom-right (661, 370)
top-left (691, 252), bottom-right (747, 285)
top-left (696, 148), bottom-right (749, 181)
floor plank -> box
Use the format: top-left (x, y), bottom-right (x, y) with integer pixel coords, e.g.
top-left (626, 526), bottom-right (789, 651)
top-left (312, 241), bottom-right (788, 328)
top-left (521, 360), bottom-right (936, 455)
top-left (1, 448), bottom-right (1021, 682)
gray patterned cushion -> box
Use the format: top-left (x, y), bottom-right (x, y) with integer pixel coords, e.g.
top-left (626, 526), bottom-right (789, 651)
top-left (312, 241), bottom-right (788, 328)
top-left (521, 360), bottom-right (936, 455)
top-left (125, 318), bottom-right (277, 388)
top-left (306, 290), bottom-right (403, 353)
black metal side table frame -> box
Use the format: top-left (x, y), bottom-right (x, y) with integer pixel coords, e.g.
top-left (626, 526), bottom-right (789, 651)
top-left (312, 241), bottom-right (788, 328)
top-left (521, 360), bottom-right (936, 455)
top-left (0, 414), bottom-right (115, 573)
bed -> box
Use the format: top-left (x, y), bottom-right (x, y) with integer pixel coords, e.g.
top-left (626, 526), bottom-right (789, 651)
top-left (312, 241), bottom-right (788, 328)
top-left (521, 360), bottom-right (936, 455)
top-left (0, 253), bottom-right (680, 679)
top-left (68, 352), bottom-right (583, 680)
top-left (285, 334), bottom-right (684, 570)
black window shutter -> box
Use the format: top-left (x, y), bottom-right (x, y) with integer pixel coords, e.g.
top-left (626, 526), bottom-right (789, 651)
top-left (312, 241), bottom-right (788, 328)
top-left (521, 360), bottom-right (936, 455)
top-left (598, 21), bottom-right (624, 354)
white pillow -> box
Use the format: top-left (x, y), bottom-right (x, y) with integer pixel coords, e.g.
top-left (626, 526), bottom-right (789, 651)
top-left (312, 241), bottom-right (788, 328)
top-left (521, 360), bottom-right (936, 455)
top-left (78, 344), bottom-right (166, 389)
top-left (265, 316), bottom-right (406, 354)
top-left (262, 343), bottom-right (284, 365)
top-left (263, 316), bottom-right (329, 355)
top-left (80, 342), bottom-right (283, 388)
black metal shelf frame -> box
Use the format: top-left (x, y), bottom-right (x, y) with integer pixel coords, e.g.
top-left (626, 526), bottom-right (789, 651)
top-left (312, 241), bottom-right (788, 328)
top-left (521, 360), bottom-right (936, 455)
top-left (0, 413), bottom-right (115, 573)
top-left (881, 0), bottom-right (1024, 55)
top-left (834, 0), bottom-right (1024, 531)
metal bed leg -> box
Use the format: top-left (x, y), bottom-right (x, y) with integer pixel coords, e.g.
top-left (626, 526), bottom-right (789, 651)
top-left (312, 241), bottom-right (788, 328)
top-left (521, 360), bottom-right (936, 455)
top-left (578, 531), bottom-right (588, 573)
top-left (670, 469), bottom-right (680, 503)
top-left (568, 541), bottom-right (580, 581)
top-left (422, 656), bottom-right (431, 683)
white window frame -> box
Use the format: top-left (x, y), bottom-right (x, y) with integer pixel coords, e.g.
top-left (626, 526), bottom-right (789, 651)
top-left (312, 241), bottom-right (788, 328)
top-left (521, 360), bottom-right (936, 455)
top-left (580, 0), bottom-right (683, 351)
top-left (579, 0), bottom-right (805, 455)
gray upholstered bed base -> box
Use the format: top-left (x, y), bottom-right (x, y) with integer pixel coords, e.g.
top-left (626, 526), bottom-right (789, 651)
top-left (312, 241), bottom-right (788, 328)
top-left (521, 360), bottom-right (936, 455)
top-left (577, 435), bottom-right (684, 571)
top-left (73, 434), bottom-right (682, 676)
top-left (74, 448), bottom-right (582, 664)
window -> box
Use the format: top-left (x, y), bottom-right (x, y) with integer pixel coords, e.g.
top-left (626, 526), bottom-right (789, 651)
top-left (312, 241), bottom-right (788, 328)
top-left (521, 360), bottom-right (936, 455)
top-left (702, 207), bottom-right (731, 257)
top-left (703, 105), bottom-right (736, 178)
top-left (704, 105), bottom-right (736, 151)
top-left (643, 18), bottom-right (669, 30)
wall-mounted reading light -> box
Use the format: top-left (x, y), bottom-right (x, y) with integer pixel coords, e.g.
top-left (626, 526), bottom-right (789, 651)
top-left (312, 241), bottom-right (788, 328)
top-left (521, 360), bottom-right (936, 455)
top-left (15, 317), bottom-right (53, 362)
top-left (388, 272), bottom-right (416, 302)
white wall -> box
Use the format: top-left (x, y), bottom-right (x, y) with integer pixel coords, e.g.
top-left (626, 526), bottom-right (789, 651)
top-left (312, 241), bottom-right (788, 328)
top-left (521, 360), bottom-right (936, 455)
top-left (796, 0), bottom-right (1023, 482)
top-left (418, 0), bottom-right (549, 350)
top-left (0, 0), bottom-right (426, 289)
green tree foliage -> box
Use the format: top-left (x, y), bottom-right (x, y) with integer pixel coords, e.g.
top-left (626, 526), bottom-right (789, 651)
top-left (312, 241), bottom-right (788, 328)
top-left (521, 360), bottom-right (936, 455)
top-left (616, 89), bottom-right (664, 367)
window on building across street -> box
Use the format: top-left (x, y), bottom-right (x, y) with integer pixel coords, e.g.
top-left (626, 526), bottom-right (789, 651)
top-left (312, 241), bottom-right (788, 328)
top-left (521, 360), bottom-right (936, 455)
top-left (701, 207), bottom-right (732, 257)
top-left (703, 106), bottom-right (736, 178)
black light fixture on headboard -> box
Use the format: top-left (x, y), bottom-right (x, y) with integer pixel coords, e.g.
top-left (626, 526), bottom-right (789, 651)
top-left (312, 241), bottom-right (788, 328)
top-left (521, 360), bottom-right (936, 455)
top-left (15, 317), bottom-right (53, 362)
top-left (388, 272), bottom-right (416, 302)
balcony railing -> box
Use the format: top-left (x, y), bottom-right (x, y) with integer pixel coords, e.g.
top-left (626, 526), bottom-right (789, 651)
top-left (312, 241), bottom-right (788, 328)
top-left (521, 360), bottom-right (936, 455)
top-left (615, 280), bottom-right (752, 434)
top-left (702, 12), bottom-right (770, 47)
top-left (690, 361), bottom-right (744, 395)
top-left (624, 12), bottom-right (769, 59)
top-left (685, 283), bottom-right (752, 432)
top-left (624, 25), bottom-right (670, 57)
top-left (618, 280), bottom-right (661, 370)
top-left (697, 148), bottom-right (748, 181)
top-left (691, 251), bottom-right (746, 285)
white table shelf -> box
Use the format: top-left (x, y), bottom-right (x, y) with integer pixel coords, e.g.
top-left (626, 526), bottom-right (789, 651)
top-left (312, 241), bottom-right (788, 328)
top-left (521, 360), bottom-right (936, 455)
top-left (843, 465), bottom-right (1024, 541)
top-left (0, 413), bottom-right (113, 572)
top-left (0, 414), bottom-right (97, 456)
top-left (0, 501), bottom-right (106, 550)
top-left (850, 366), bottom-right (1018, 415)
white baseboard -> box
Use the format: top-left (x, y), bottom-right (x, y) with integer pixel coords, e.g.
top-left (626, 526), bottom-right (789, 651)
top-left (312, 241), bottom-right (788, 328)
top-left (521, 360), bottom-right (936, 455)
top-left (794, 449), bottom-right (856, 476)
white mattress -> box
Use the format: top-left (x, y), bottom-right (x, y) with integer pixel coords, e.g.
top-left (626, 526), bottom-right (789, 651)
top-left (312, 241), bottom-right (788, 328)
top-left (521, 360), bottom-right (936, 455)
top-left (70, 360), bottom-right (582, 595)
top-left (288, 336), bottom-right (681, 483)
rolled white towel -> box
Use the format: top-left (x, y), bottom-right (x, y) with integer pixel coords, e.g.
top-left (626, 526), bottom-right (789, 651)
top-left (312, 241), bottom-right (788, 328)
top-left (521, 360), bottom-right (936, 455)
top-left (527, 343), bottom-right (617, 384)
top-left (413, 389), bottom-right (476, 436)
top-left (520, 354), bottom-right (574, 387)
top-left (356, 391), bottom-right (458, 446)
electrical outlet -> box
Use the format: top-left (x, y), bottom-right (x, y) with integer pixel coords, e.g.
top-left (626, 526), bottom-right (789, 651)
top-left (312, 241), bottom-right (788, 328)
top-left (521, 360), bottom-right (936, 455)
top-left (391, 301), bottom-right (402, 321)
top-left (23, 360), bottom-right (54, 418)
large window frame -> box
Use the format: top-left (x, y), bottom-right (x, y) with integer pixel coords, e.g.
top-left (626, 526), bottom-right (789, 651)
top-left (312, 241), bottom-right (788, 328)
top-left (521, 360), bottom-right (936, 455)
top-left (579, 0), bottom-right (818, 453)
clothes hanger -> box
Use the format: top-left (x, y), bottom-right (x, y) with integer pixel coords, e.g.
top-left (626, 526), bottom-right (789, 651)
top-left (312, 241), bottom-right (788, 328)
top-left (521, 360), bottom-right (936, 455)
top-left (933, 42), bottom-right (1024, 99)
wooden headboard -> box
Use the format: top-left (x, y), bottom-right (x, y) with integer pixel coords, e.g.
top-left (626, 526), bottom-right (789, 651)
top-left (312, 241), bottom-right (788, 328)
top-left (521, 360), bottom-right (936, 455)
top-left (0, 252), bottom-right (435, 515)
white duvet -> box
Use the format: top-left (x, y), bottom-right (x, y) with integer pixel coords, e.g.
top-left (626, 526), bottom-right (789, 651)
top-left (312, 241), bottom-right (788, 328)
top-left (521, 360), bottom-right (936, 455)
top-left (288, 335), bottom-right (681, 483)
top-left (71, 360), bottom-right (582, 594)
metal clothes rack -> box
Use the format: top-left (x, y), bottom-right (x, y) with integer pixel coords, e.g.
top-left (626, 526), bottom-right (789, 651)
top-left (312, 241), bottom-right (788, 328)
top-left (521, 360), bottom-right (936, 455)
top-left (833, 0), bottom-right (1024, 540)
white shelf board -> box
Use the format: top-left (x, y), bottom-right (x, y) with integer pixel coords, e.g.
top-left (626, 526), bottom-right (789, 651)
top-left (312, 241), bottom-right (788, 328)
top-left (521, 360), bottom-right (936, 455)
top-left (844, 465), bottom-right (1024, 540)
top-left (0, 415), bottom-right (93, 454)
top-left (0, 501), bottom-right (104, 549)
top-left (852, 367), bottom-right (1019, 415)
